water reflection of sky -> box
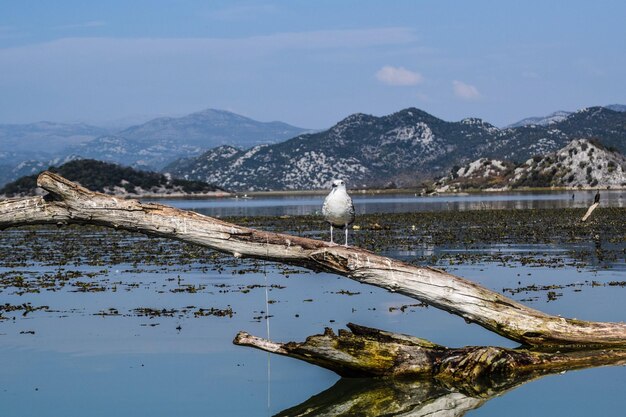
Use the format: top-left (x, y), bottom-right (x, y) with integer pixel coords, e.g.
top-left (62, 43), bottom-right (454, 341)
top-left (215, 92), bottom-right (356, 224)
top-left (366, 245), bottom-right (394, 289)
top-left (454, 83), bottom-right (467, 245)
top-left (145, 189), bottom-right (626, 217)
top-left (2, 254), bottom-right (626, 416)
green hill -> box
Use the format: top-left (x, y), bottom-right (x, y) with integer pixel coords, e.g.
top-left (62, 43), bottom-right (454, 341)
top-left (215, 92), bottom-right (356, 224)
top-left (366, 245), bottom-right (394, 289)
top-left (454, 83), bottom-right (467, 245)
top-left (0, 159), bottom-right (226, 197)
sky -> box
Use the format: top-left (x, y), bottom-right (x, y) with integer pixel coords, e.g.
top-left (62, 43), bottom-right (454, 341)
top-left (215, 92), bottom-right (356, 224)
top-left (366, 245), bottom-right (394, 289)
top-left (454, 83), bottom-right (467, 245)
top-left (1, 0), bottom-right (625, 129)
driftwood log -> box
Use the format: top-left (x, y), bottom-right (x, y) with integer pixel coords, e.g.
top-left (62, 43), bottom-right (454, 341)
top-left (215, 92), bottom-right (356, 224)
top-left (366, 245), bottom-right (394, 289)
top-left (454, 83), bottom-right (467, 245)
top-left (1, 172), bottom-right (626, 385)
top-left (235, 323), bottom-right (626, 380)
top-left (581, 202), bottom-right (599, 222)
top-left (268, 330), bottom-right (626, 416)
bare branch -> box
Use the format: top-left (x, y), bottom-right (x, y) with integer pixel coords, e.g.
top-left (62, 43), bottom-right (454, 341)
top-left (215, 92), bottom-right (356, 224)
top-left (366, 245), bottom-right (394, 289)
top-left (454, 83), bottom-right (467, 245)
top-left (581, 202), bottom-right (599, 222)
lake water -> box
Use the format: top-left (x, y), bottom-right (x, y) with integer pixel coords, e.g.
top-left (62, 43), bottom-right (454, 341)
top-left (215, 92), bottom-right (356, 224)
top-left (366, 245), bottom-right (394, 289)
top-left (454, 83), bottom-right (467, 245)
top-left (146, 189), bottom-right (626, 217)
top-left (1, 191), bottom-right (625, 416)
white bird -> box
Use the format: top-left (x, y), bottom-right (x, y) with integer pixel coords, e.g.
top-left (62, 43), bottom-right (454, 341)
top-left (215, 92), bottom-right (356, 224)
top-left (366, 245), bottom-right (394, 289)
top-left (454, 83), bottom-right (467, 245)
top-left (322, 179), bottom-right (355, 246)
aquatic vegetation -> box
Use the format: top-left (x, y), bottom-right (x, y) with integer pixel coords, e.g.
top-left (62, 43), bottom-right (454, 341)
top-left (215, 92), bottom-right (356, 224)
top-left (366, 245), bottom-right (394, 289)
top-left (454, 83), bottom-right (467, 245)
top-left (0, 207), bottom-right (624, 323)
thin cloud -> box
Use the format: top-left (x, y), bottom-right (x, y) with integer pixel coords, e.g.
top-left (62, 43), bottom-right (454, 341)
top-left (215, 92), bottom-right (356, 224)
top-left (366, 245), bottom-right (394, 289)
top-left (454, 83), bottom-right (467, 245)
top-left (208, 5), bottom-right (278, 21)
top-left (452, 80), bottom-right (481, 100)
top-left (416, 92), bottom-right (430, 102)
top-left (376, 66), bottom-right (424, 86)
top-left (0, 29), bottom-right (420, 85)
top-left (0, 27), bottom-right (420, 123)
top-left (522, 71), bottom-right (540, 79)
top-left (0, 26), bottom-right (25, 40)
top-left (1, 27), bottom-right (417, 56)
top-left (54, 21), bottom-right (106, 30)
top-left (264, 27), bottom-right (416, 50)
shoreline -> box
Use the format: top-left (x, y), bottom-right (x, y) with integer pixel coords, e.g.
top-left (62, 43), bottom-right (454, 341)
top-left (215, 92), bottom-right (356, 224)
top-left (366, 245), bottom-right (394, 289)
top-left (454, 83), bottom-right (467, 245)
top-left (147, 185), bottom-right (624, 199)
top-left (5, 185), bottom-right (621, 201)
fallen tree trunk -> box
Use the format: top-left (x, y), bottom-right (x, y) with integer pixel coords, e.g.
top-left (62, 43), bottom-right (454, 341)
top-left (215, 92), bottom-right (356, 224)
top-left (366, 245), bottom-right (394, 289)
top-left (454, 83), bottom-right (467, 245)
top-left (2, 172), bottom-right (626, 349)
top-left (235, 323), bottom-right (626, 381)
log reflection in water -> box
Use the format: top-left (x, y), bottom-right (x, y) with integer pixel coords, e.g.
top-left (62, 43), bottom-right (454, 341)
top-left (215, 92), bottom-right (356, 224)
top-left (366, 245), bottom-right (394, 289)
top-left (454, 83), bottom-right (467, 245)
top-left (276, 377), bottom-right (486, 417)
top-left (275, 355), bottom-right (616, 417)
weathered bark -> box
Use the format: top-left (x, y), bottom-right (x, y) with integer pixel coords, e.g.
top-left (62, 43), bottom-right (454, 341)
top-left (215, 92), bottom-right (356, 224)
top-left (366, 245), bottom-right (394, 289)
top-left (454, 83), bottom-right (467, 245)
top-left (247, 325), bottom-right (626, 415)
top-left (235, 323), bottom-right (626, 381)
top-left (2, 171), bottom-right (626, 350)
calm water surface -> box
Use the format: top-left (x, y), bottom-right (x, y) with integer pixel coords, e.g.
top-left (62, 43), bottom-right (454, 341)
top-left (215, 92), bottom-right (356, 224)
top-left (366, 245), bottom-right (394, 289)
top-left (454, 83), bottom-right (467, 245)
top-left (1, 191), bottom-right (625, 416)
top-left (146, 189), bottom-right (626, 217)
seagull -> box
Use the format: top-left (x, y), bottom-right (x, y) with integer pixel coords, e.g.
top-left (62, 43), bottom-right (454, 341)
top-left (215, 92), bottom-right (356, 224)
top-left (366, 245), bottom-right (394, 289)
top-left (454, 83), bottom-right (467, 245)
top-left (322, 179), bottom-right (355, 246)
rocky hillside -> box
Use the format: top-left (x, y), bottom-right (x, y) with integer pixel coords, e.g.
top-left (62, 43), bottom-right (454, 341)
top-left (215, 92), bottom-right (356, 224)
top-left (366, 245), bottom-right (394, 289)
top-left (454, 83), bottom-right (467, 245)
top-left (0, 155), bottom-right (82, 188)
top-left (507, 110), bottom-right (572, 128)
top-left (0, 159), bottom-right (226, 198)
top-left (166, 106), bottom-right (626, 191)
top-left (511, 139), bottom-right (626, 188)
top-left (435, 139), bottom-right (626, 191)
top-left (435, 159), bottom-right (515, 191)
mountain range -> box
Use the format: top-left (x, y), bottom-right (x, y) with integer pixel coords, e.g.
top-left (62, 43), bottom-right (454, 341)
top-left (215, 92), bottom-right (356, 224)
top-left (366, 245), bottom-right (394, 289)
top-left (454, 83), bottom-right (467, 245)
top-left (165, 106), bottom-right (626, 191)
top-left (75, 109), bottom-right (309, 169)
top-left (2, 105), bottom-right (625, 191)
top-left (0, 109), bottom-right (308, 186)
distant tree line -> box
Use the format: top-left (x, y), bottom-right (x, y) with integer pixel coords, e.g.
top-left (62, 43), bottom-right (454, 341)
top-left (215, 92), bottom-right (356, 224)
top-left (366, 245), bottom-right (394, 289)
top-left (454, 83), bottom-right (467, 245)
top-left (0, 159), bottom-right (223, 197)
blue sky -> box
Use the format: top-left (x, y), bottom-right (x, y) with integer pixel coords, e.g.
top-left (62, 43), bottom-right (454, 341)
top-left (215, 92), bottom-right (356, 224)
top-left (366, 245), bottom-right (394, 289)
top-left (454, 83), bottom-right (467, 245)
top-left (1, 0), bottom-right (624, 128)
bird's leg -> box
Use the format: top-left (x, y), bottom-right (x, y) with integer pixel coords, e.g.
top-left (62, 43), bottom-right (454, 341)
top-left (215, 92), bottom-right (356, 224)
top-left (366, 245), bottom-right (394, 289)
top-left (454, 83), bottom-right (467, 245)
top-left (329, 224), bottom-right (334, 244)
top-left (344, 224), bottom-right (349, 247)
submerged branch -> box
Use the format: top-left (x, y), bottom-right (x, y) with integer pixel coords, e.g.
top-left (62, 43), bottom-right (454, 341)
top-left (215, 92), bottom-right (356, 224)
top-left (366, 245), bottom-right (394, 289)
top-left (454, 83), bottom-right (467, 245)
top-left (235, 323), bottom-right (626, 381)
